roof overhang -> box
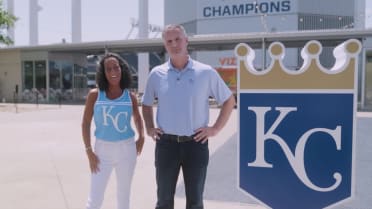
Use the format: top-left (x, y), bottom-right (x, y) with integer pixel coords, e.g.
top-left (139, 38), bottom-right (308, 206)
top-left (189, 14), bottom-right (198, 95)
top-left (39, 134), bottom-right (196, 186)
top-left (1, 29), bottom-right (372, 54)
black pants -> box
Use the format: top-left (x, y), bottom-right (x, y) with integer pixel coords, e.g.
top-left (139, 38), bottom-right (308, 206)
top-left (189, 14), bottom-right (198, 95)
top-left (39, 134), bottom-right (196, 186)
top-left (155, 135), bottom-right (209, 209)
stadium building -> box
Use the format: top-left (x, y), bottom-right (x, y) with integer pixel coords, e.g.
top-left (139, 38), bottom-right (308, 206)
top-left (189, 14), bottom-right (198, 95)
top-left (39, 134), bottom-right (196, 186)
top-left (163, 0), bottom-right (372, 109)
top-left (0, 0), bottom-right (372, 110)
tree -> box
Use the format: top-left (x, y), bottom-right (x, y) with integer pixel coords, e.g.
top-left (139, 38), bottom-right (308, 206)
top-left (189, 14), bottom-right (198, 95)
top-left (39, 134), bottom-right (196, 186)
top-left (0, 0), bottom-right (17, 45)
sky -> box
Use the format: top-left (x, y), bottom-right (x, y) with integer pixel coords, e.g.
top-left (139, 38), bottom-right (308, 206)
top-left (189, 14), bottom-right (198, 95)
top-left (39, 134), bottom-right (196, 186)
top-left (3, 0), bottom-right (372, 46)
top-left (8, 0), bottom-right (164, 46)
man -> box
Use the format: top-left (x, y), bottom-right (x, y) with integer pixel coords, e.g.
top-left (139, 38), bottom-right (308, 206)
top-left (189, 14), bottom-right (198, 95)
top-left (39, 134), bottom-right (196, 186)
top-left (141, 24), bottom-right (235, 209)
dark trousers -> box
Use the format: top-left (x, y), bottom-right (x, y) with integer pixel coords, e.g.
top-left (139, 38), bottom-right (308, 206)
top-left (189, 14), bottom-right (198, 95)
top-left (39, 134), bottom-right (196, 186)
top-left (155, 135), bottom-right (209, 209)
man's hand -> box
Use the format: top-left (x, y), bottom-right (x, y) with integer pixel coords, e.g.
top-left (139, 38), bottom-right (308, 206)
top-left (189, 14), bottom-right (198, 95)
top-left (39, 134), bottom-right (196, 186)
top-left (147, 127), bottom-right (163, 141)
top-left (193, 126), bottom-right (218, 143)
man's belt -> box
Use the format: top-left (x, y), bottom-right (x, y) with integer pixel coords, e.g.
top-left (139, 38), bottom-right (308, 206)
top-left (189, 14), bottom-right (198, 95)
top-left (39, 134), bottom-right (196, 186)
top-left (162, 134), bottom-right (195, 143)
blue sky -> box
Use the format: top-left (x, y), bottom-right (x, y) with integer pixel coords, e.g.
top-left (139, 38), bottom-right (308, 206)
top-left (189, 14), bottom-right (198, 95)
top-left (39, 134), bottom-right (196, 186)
top-left (10, 0), bottom-right (164, 46)
top-left (4, 0), bottom-right (372, 46)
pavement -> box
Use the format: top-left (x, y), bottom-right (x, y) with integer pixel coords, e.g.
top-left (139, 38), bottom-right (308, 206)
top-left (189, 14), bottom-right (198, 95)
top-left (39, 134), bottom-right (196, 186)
top-left (0, 103), bottom-right (371, 209)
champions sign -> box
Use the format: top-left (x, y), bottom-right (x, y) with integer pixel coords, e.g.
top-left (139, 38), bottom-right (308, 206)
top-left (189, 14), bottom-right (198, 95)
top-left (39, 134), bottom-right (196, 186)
top-left (236, 39), bottom-right (361, 208)
top-left (198, 0), bottom-right (292, 19)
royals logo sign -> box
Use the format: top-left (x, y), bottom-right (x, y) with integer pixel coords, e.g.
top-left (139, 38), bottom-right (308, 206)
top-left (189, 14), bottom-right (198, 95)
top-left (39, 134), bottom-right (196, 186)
top-left (235, 39), bottom-right (361, 208)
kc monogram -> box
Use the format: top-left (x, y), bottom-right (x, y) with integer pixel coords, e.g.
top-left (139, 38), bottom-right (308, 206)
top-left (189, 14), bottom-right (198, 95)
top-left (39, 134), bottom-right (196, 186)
top-left (247, 106), bottom-right (342, 192)
top-left (101, 106), bottom-right (128, 133)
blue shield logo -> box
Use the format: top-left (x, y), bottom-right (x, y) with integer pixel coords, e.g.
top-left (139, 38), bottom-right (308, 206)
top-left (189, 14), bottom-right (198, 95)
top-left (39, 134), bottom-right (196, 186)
top-left (239, 93), bottom-right (353, 209)
top-left (236, 39), bottom-right (360, 209)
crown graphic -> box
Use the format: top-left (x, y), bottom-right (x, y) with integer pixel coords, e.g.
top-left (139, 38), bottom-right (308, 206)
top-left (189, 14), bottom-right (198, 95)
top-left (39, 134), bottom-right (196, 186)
top-left (235, 39), bottom-right (361, 90)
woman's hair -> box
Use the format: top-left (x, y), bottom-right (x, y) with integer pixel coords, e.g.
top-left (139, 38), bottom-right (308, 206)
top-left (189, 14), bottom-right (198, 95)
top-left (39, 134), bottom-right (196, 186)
top-left (96, 52), bottom-right (132, 91)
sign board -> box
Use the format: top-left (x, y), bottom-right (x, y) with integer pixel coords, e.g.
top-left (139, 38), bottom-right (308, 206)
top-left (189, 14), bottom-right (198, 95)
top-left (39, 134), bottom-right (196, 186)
top-left (236, 39), bottom-right (361, 208)
top-left (197, 0), bottom-right (294, 19)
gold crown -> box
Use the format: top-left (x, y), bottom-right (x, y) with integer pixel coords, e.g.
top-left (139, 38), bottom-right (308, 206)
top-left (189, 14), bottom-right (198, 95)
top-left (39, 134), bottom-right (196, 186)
top-left (234, 39), bottom-right (361, 90)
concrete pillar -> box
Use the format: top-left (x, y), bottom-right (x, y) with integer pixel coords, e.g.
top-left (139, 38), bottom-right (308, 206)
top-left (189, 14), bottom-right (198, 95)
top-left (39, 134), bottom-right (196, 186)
top-left (71, 0), bottom-right (82, 43)
top-left (6, 0), bottom-right (15, 44)
top-left (137, 0), bottom-right (149, 94)
top-left (29, 0), bottom-right (42, 45)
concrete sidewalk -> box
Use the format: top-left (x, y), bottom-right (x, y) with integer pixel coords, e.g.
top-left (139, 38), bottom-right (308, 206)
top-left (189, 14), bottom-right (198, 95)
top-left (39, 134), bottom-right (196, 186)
top-left (0, 103), bottom-right (371, 209)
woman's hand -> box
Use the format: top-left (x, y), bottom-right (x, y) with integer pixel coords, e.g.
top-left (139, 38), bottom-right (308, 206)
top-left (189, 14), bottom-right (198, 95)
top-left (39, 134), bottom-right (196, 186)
top-left (136, 136), bottom-right (145, 155)
top-left (86, 150), bottom-right (100, 173)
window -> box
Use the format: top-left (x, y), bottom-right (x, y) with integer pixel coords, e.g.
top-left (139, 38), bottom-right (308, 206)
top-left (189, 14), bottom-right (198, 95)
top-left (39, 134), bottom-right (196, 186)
top-left (23, 61), bottom-right (34, 90)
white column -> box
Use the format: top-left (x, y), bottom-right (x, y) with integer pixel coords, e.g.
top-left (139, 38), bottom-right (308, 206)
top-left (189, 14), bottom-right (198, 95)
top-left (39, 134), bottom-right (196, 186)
top-left (137, 0), bottom-right (149, 94)
top-left (6, 0), bottom-right (15, 44)
top-left (29, 0), bottom-right (42, 45)
top-left (71, 0), bottom-right (82, 43)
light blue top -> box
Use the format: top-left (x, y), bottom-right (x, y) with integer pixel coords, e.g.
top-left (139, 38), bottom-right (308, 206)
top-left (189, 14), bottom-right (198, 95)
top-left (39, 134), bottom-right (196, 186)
top-left (94, 89), bottom-right (135, 141)
top-left (141, 57), bottom-right (232, 136)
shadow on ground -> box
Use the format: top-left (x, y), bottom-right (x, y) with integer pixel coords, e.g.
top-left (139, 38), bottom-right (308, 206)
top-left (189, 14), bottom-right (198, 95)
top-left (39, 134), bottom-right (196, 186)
top-left (175, 133), bottom-right (258, 204)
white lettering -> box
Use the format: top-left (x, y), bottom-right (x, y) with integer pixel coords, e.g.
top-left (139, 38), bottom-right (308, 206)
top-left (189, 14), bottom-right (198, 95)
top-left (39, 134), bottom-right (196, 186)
top-left (202, 1), bottom-right (291, 18)
top-left (247, 106), bottom-right (342, 192)
top-left (102, 106), bottom-right (128, 133)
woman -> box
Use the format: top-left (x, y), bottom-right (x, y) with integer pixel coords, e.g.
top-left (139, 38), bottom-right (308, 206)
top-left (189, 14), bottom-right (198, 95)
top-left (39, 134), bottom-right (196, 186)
top-left (81, 52), bottom-right (144, 209)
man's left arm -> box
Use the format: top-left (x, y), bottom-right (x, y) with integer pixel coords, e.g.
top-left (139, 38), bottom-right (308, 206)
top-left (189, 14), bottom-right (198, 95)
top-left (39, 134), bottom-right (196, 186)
top-left (194, 95), bottom-right (236, 143)
top-left (212, 94), bottom-right (236, 133)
